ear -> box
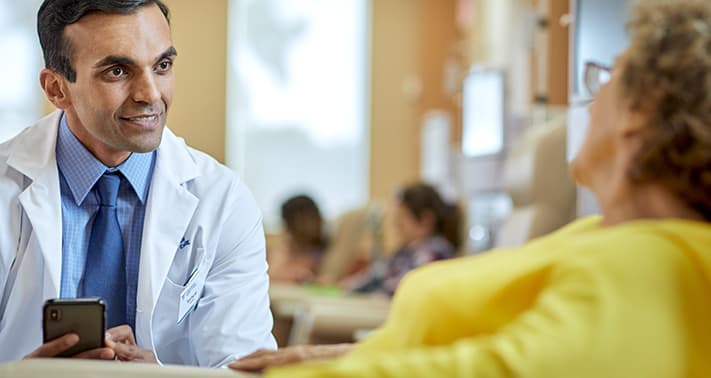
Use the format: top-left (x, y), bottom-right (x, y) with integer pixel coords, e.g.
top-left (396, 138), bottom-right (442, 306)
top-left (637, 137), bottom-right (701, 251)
top-left (40, 68), bottom-right (72, 109)
top-left (619, 108), bottom-right (649, 140)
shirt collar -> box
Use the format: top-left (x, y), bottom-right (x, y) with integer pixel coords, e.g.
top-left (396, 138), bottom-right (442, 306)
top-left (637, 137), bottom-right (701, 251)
top-left (55, 112), bottom-right (155, 205)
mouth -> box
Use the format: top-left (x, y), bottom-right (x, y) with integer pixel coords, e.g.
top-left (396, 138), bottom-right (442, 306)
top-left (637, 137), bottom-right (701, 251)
top-left (118, 113), bottom-right (162, 129)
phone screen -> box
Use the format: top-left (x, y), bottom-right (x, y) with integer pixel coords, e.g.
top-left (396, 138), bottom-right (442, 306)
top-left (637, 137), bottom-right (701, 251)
top-left (42, 298), bottom-right (105, 357)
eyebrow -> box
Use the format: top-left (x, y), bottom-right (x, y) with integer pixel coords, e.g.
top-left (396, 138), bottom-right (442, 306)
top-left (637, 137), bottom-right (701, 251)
top-left (93, 46), bottom-right (178, 69)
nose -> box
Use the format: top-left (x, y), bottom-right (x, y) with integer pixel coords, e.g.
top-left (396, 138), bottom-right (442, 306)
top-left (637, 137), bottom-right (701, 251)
top-left (131, 70), bottom-right (162, 105)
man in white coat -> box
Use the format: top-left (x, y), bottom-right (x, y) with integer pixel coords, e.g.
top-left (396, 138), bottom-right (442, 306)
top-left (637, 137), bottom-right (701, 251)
top-left (0, 0), bottom-right (276, 366)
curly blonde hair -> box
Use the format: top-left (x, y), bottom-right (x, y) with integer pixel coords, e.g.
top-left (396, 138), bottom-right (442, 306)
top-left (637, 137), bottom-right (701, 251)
top-left (623, 0), bottom-right (711, 219)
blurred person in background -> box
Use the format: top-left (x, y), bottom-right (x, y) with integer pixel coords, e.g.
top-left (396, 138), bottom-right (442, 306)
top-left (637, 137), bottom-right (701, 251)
top-left (269, 194), bottom-right (328, 283)
top-left (230, 0), bottom-right (711, 376)
top-left (345, 183), bottom-right (460, 296)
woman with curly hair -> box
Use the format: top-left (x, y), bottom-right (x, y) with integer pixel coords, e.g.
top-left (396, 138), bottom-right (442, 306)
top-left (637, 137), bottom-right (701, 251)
top-left (231, 1), bottom-right (711, 376)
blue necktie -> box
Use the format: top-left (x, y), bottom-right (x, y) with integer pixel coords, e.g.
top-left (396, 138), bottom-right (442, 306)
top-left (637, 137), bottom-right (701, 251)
top-left (83, 172), bottom-right (127, 329)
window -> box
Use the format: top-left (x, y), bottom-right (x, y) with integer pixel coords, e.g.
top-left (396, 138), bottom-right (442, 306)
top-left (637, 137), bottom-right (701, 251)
top-left (227, 0), bottom-right (370, 230)
top-left (0, 0), bottom-right (43, 142)
top-left (461, 67), bottom-right (505, 158)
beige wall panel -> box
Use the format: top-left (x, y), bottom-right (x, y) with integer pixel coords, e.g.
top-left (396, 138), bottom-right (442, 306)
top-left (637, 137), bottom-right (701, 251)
top-left (369, 0), bottom-right (421, 201)
top-left (547, 0), bottom-right (569, 105)
top-left (419, 0), bottom-right (459, 144)
top-left (164, 0), bottom-right (228, 162)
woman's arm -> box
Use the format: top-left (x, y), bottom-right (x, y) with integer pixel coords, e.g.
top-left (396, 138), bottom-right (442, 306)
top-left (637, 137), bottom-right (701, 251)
top-left (229, 344), bottom-right (354, 371)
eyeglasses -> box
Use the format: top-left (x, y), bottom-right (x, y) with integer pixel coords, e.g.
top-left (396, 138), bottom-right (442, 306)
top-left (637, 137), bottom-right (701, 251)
top-left (583, 62), bottom-right (612, 98)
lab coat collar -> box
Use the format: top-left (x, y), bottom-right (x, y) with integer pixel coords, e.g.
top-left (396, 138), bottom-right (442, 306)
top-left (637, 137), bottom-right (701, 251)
top-left (7, 110), bottom-right (64, 297)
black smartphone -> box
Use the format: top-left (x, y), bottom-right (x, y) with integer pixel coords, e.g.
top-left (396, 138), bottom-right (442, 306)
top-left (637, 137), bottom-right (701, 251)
top-left (42, 298), bottom-right (105, 357)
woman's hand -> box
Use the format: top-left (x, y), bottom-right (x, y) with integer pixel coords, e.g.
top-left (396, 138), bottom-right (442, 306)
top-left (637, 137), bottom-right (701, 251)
top-left (228, 344), bottom-right (353, 372)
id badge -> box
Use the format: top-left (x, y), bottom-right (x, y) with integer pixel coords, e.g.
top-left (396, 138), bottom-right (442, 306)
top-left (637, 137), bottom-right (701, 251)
top-left (178, 276), bottom-right (200, 324)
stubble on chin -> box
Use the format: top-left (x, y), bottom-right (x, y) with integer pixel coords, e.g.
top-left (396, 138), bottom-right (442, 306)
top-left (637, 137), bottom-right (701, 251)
top-left (131, 129), bottom-right (164, 153)
top-left (117, 123), bottom-right (165, 154)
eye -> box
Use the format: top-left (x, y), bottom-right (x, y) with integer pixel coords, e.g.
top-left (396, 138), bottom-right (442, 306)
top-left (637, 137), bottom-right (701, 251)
top-left (102, 66), bottom-right (127, 81)
top-left (156, 59), bottom-right (173, 73)
top-left (109, 67), bottom-right (125, 77)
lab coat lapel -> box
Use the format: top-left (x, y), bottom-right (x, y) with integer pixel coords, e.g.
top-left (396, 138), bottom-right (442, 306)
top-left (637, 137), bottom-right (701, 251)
top-left (137, 128), bottom-right (199, 345)
top-left (7, 111), bottom-right (64, 297)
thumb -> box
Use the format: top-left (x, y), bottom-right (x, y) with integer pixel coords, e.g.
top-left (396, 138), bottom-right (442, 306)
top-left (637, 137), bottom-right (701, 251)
top-left (104, 332), bottom-right (118, 349)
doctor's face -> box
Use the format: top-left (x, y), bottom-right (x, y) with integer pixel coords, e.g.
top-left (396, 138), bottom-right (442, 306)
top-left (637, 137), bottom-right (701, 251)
top-left (52, 4), bottom-right (175, 166)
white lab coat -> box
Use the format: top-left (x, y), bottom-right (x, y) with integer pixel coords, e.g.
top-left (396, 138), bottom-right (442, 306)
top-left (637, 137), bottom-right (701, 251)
top-left (0, 111), bottom-right (276, 366)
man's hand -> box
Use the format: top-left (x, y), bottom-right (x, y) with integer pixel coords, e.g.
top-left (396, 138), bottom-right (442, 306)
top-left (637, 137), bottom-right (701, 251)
top-left (23, 333), bottom-right (115, 360)
top-left (228, 344), bottom-right (353, 372)
top-left (105, 325), bottom-right (157, 363)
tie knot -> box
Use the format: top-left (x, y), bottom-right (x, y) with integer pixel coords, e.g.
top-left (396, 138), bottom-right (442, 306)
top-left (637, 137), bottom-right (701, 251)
top-left (96, 172), bottom-right (121, 207)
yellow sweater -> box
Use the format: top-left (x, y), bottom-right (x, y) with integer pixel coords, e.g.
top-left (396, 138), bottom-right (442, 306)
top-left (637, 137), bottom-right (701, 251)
top-left (267, 217), bottom-right (711, 377)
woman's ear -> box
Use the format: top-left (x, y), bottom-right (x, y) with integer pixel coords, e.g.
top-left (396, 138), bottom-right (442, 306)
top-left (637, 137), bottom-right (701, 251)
top-left (619, 87), bottom-right (659, 140)
top-left (40, 68), bottom-right (71, 109)
top-left (617, 108), bottom-right (652, 159)
top-left (620, 109), bottom-right (650, 138)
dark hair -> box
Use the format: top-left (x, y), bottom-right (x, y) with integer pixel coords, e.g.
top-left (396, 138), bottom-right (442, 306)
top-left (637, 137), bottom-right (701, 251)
top-left (281, 194), bottom-right (325, 247)
top-left (397, 183), bottom-right (461, 249)
top-left (37, 0), bottom-right (170, 82)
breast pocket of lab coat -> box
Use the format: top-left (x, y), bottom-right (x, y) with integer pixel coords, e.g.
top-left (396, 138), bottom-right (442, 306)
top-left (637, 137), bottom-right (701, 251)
top-left (154, 241), bottom-right (209, 365)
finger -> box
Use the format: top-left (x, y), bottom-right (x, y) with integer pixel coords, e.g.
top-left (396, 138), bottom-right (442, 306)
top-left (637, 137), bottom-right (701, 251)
top-left (25, 334), bottom-right (80, 358)
top-left (238, 349), bottom-right (276, 360)
top-left (230, 354), bottom-right (290, 371)
top-left (229, 358), bottom-right (267, 371)
top-left (105, 325), bottom-right (134, 344)
top-left (230, 353), bottom-right (278, 370)
top-left (114, 344), bottom-right (157, 363)
top-left (106, 325), bottom-right (136, 344)
top-left (112, 342), bottom-right (140, 360)
top-left (73, 347), bottom-right (115, 360)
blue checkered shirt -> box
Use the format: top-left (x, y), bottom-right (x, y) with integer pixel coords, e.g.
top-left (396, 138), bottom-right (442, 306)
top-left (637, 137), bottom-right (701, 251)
top-left (56, 112), bottom-right (155, 330)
